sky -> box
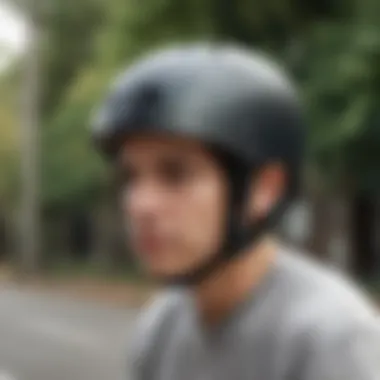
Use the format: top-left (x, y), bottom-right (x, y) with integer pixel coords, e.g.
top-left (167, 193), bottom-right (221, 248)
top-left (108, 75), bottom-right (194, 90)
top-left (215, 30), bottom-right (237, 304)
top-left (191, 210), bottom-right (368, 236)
top-left (0, 2), bottom-right (26, 71)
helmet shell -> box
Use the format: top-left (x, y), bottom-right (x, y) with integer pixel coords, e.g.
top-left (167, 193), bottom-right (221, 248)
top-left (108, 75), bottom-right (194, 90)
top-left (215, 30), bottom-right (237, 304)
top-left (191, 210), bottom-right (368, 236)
top-left (90, 44), bottom-right (307, 285)
top-left (91, 44), bottom-right (305, 173)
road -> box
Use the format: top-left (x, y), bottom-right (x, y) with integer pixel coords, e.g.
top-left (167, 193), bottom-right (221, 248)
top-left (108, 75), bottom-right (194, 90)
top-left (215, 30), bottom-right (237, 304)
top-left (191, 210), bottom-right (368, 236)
top-left (0, 286), bottom-right (140, 380)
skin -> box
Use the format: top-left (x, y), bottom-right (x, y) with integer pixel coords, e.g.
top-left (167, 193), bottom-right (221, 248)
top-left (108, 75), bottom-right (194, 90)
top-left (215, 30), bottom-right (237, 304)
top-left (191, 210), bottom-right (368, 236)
top-left (120, 134), bottom-right (286, 326)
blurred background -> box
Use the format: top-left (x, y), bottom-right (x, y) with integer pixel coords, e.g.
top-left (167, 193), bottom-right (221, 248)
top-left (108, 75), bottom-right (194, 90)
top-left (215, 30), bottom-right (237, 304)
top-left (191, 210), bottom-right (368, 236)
top-left (0, 0), bottom-right (379, 379)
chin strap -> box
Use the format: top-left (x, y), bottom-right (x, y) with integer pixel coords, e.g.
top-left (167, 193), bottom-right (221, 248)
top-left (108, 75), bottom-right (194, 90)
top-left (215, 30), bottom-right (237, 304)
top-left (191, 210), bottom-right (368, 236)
top-left (159, 193), bottom-right (291, 287)
top-left (158, 148), bottom-right (294, 287)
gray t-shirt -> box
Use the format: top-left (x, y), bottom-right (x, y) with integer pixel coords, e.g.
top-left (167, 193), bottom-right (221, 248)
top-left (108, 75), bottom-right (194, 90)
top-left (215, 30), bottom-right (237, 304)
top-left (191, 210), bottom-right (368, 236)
top-left (129, 248), bottom-right (380, 380)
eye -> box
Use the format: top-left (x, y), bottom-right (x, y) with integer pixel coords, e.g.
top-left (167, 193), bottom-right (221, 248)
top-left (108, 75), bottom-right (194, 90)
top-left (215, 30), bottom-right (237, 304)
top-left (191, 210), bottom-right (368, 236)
top-left (160, 160), bottom-right (192, 186)
top-left (118, 166), bottom-right (138, 188)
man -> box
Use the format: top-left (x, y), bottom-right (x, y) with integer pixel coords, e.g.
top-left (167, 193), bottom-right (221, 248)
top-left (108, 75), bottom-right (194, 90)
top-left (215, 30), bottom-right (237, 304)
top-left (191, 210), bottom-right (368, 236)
top-left (91, 43), bottom-right (380, 380)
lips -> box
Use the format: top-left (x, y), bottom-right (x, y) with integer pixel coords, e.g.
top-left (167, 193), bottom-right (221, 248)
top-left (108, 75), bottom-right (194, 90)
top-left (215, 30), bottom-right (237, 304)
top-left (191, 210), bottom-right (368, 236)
top-left (135, 234), bottom-right (166, 257)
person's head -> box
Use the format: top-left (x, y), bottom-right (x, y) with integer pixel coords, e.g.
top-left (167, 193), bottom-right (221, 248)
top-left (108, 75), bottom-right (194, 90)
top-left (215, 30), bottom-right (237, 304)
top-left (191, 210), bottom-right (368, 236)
top-left (119, 134), bottom-right (286, 279)
top-left (91, 43), bottom-right (305, 285)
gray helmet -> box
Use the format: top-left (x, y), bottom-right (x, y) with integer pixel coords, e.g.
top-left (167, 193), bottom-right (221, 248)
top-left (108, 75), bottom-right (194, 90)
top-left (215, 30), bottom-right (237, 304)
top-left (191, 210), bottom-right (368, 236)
top-left (91, 43), bottom-right (306, 285)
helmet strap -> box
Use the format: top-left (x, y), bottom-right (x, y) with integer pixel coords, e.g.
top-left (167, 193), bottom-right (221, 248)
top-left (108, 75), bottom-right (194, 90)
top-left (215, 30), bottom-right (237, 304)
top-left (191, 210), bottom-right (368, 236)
top-left (158, 150), bottom-right (290, 287)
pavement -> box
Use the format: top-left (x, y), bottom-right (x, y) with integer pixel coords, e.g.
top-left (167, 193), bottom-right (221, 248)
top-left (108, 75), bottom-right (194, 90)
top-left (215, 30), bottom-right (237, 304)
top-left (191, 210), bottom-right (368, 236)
top-left (0, 285), bottom-right (142, 380)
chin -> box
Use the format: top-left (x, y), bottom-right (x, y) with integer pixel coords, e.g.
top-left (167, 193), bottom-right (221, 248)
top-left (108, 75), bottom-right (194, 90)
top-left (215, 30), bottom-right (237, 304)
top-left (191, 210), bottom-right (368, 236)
top-left (146, 266), bottom-right (179, 278)
top-left (144, 264), bottom-right (189, 283)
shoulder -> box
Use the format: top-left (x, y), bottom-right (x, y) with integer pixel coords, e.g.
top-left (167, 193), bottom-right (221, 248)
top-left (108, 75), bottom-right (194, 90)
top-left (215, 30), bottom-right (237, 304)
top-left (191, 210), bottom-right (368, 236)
top-left (277, 248), bottom-right (380, 379)
top-left (296, 311), bottom-right (380, 379)
top-left (277, 246), bottom-right (378, 321)
top-left (127, 289), bottom-right (184, 377)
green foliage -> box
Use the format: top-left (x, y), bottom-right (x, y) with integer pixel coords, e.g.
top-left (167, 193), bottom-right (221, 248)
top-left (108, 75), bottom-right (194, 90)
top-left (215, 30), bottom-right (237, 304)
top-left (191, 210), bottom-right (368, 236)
top-left (301, 19), bottom-right (380, 191)
top-left (40, 0), bottom-right (104, 120)
top-left (41, 67), bottom-right (110, 208)
top-left (1, 0), bottom-right (379, 211)
top-left (0, 66), bottom-right (22, 203)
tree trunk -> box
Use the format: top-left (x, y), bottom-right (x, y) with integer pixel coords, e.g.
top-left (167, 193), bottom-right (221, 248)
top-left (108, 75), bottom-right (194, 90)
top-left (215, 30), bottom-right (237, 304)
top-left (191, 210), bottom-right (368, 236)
top-left (305, 188), bottom-right (332, 261)
top-left (350, 194), bottom-right (378, 280)
top-left (326, 194), bottom-right (351, 273)
top-left (18, 2), bottom-right (42, 276)
top-left (90, 201), bottom-right (113, 269)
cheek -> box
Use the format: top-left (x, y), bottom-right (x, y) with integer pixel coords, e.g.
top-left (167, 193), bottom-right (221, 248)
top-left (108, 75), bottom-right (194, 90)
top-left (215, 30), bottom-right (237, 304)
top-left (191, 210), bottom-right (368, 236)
top-left (177, 179), bottom-right (227, 261)
top-left (119, 176), bottom-right (227, 277)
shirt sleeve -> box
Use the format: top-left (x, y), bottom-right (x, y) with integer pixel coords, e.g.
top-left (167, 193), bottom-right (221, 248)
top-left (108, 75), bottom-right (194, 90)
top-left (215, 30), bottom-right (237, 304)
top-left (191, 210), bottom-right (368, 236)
top-left (304, 318), bottom-right (380, 380)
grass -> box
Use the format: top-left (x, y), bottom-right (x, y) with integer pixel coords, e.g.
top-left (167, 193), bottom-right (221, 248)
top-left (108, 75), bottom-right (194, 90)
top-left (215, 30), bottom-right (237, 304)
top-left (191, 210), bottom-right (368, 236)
top-left (1, 259), bottom-right (155, 308)
top-left (41, 257), bottom-right (147, 284)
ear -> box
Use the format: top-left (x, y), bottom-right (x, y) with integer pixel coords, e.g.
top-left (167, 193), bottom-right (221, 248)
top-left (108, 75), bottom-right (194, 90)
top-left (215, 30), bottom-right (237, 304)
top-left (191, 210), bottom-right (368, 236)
top-left (246, 163), bottom-right (287, 221)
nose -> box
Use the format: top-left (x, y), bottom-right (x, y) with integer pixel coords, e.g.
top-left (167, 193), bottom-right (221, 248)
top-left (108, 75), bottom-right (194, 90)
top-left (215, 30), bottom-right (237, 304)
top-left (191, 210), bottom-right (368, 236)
top-left (123, 182), bottom-right (166, 218)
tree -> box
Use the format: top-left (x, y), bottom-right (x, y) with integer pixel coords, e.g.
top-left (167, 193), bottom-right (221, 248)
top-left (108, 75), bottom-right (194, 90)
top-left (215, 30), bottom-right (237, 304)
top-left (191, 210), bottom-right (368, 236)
top-left (2, 0), bottom-right (379, 276)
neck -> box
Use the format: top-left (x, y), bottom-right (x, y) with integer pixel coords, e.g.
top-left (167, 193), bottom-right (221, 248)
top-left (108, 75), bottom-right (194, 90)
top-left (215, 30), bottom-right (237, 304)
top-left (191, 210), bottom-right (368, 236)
top-left (193, 236), bottom-right (277, 327)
